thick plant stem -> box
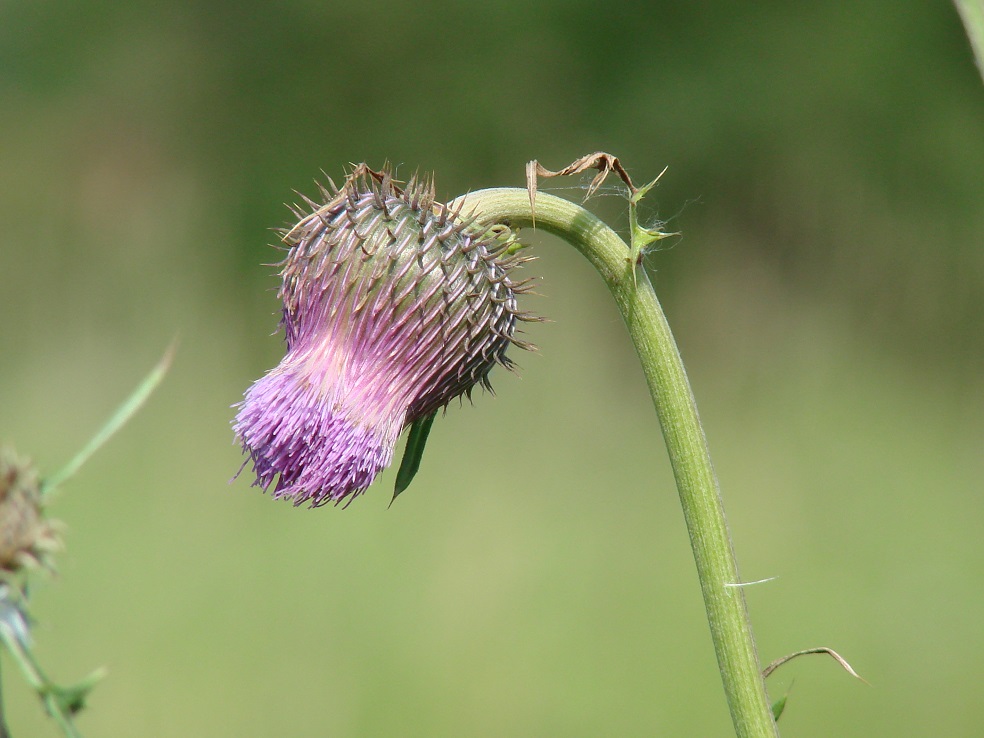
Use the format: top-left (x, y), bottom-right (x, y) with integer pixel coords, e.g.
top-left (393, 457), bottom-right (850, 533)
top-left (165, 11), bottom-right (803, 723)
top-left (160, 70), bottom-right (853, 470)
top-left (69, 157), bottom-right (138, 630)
top-left (453, 188), bottom-right (779, 738)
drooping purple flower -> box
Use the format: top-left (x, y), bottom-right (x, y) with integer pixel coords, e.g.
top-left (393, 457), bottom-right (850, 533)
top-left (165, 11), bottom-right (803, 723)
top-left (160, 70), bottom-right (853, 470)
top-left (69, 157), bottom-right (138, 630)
top-left (234, 165), bottom-right (536, 507)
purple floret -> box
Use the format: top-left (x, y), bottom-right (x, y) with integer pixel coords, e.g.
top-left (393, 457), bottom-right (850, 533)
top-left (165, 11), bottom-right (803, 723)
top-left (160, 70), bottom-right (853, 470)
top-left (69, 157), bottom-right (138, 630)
top-left (234, 368), bottom-right (397, 506)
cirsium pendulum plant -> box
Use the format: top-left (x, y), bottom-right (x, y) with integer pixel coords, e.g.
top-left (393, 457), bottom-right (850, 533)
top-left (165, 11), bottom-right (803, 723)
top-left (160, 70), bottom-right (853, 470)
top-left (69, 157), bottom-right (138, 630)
top-left (236, 155), bottom-right (864, 737)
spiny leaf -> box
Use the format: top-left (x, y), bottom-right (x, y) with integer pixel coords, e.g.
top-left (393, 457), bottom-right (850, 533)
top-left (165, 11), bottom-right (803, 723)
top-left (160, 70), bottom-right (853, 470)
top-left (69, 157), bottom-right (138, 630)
top-left (46, 668), bottom-right (107, 715)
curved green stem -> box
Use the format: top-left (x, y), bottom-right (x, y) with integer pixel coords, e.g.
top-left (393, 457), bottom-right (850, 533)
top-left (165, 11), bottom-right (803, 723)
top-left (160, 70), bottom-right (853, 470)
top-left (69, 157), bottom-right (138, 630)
top-left (453, 188), bottom-right (778, 738)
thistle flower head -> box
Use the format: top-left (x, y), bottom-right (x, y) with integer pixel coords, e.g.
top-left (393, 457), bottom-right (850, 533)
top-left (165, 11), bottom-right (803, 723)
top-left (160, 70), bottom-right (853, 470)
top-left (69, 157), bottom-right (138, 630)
top-left (0, 447), bottom-right (61, 577)
top-left (234, 165), bottom-right (536, 507)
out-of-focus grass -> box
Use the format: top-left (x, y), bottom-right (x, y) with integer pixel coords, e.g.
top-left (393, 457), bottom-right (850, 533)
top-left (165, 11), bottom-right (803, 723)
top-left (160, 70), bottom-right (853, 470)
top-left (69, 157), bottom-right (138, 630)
top-left (2, 1), bottom-right (983, 735)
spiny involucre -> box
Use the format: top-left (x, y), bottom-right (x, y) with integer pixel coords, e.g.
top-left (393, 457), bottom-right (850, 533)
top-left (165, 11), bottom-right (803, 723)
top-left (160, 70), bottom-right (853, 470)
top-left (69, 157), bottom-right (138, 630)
top-left (234, 165), bottom-right (537, 507)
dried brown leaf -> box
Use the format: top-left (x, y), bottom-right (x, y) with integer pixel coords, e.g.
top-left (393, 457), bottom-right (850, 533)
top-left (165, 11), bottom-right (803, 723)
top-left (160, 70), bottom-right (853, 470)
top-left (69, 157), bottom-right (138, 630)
top-left (525, 152), bottom-right (637, 224)
top-left (762, 647), bottom-right (868, 685)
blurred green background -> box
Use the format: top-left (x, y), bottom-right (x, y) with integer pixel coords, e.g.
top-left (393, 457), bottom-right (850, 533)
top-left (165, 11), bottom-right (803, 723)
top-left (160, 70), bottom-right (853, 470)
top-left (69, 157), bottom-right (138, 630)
top-left (2, 1), bottom-right (983, 735)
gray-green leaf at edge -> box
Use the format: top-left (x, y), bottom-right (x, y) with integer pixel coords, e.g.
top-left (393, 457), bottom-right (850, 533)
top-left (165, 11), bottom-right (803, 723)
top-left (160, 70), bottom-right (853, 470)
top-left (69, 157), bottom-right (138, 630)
top-left (392, 412), bottom-right (437, 504)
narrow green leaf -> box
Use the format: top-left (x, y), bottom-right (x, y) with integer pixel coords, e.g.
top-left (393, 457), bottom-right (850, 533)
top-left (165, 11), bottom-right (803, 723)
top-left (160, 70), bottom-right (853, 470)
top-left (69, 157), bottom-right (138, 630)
top-left (392, 412), bottom-right (437, 504)
top-left (41, 342), bottom-right (176, 496)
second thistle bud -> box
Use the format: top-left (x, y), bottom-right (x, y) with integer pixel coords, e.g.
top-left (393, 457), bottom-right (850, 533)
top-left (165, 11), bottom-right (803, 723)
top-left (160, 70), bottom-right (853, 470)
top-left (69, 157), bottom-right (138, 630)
top-left (0, 447), bottom-right (61, 576)
top-left (235, 165), bottom-right (537, 507)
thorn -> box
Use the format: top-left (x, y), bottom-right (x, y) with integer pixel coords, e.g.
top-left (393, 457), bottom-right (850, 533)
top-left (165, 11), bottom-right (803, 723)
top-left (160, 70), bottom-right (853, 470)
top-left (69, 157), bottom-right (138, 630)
top-left (723, 576), bottom-right (778, 588)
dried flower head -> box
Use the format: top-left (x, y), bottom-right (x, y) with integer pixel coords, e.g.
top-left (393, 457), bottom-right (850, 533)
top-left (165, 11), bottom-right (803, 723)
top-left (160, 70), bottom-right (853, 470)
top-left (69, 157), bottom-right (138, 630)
top-left (234, 165), bottom-right (536, 507)
top-left (0, 447), bottom-right (61, 577)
